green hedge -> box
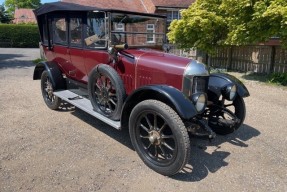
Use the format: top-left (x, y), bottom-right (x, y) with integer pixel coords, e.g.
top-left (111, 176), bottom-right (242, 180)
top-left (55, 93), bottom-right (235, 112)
top-left (0, 24), bottom-right (40, 48)
top-left (268, 72), bottom-right (287, 86)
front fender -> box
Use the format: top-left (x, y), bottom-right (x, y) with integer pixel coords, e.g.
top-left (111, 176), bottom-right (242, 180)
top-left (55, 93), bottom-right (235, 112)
top-left (208, 73), bottom-right (250, 99)
top-left (120, 85), bottom-right (197, 128)
top-left (33, 61), bottom-right (65, 90)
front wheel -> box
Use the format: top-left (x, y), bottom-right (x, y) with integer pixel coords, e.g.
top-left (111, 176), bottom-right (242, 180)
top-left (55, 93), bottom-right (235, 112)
top-left (129, 100), bottom-right (190, 176)
top-left (207, 96), bottom-right (246, 135)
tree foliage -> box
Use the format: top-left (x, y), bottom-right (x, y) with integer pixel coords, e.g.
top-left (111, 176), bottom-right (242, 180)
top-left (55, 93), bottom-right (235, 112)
top-left (5, 0), bottom-right (41, 14)
top-left (167, 0), bottom-right (287, 53)
top-left (0, 4), bottom-right (12, 23)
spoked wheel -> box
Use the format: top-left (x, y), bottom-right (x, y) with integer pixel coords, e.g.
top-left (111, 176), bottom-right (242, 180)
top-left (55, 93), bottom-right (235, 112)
top-left (94, 75), bottom-right (117, 114)
top-left (41, 71), bottom-right (61, 110)
top-left (129, 100), bottom-right (190, 176)
top-left (207, 96), bottom-right (246, 135)
top-left (88, 64), bottom-right (125, 120)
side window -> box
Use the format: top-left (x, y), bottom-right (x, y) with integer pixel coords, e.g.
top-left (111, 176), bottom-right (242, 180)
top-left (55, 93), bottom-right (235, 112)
top-left (43, 18), bottom-right (53, 45)
top-left (43, 19), bottom-right (48, 43)
top-left (53, 17), bottom-right (67, 45)
top-left (70, 17), bottom-right (82, 46)
top-left (85, 12), bottom-right (106, 48)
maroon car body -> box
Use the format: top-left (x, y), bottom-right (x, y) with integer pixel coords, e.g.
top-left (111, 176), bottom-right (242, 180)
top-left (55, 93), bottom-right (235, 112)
top-left (33, 2), bottom-right (249, 176)
top-left (46, 46), bottom-right (189, 94)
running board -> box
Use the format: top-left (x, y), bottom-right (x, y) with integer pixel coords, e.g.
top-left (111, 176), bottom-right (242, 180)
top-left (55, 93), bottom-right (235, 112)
top-left (54, 90), bottom-right (121, 130)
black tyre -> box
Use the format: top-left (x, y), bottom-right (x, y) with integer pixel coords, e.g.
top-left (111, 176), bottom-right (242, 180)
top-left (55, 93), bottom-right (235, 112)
top-left (208, 96), bottom-right (246, 135)
top-left (129, 100), bottom-right (190, 176)
top-left (41, 71), bottom-right (61, 110)
top-left (88, 64), bottom-right (125, 120)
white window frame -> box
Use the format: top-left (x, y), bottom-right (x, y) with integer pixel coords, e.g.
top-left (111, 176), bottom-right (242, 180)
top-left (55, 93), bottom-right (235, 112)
top-left (146, 24), bottom-right (155, 43)
top-left (114, 23), bottom-right (125, 32)
top-left (166, 10), bottom-right (181, 22)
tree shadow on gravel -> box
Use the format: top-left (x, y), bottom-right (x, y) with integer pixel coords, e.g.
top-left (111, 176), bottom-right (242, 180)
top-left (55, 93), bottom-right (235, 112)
top-left (0, 53), bottom-right (35, 69)
top-left (70, 108), bottom-right (260, 181)
top-left (172, 124), bottom-right (260, 182)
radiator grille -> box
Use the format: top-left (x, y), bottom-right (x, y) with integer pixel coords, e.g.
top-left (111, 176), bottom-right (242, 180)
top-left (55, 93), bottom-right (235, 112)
top-left (192, 76), bottom-right (209, 93)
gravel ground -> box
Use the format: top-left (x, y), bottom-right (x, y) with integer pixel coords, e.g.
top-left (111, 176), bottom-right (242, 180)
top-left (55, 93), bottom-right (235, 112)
top-left (0, 48), bottom-right (286, 192)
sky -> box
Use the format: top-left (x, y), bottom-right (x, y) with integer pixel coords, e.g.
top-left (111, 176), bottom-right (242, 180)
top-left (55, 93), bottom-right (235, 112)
top-left (0, 0), bottom-right (59, 6)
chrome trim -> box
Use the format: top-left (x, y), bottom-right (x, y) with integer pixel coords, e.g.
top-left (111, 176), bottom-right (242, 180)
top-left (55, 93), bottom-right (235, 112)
top-left (182, 60), bottom-right (209, 95)
top-left (184, 60), bottom-right (209, 77)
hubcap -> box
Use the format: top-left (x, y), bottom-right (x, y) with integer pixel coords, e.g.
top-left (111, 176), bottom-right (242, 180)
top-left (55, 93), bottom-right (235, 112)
top-left (136, 112), bottom-right (176, 163)
top-left (149, 130), bottom-right (161, 145)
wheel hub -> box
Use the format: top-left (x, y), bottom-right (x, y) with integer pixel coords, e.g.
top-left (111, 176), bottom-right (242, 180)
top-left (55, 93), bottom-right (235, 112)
top-left (46, 81), bottom-right (53, 97)
top-left (149, 130), bottom-right (161, 145)
top-left (102, 88), bottom-right (109, 102)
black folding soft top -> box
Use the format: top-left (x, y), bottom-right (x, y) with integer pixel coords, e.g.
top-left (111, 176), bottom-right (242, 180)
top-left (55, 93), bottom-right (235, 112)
top-left (34, 1), bottom-right (165, 18)
top-left (34, 2), bottom-right (100, 16)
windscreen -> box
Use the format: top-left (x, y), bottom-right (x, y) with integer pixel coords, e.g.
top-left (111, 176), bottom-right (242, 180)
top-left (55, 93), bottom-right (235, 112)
top-left (110, 13), bottom-right (166, 48)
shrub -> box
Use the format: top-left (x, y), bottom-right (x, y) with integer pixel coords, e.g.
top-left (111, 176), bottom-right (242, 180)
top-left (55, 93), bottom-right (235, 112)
top-left (268, 73), bottom-right (287, 86)
top-left (0, 24), bottom-right (40, 48)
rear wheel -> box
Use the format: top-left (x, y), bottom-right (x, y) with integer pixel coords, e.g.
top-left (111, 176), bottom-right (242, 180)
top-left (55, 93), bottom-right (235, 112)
top-left (41, 71), bottom-right (61, 110)
top-left (129, 100), bottom-right (190, 176)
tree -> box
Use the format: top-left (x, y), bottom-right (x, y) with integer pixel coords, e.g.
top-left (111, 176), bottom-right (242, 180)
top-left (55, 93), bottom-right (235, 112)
top-left (0, 4), bottom-right (12, 23)
top-left (167, 0), bottom-right (287, 54)
top-left (5, 0), bottom-right (41, 15)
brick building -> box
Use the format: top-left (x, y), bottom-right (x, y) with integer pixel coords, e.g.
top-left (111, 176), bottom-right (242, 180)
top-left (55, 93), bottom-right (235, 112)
top-left (62, 0), bottom-right (194, 27)
top-left (13, 9), bottom-right (36, 24)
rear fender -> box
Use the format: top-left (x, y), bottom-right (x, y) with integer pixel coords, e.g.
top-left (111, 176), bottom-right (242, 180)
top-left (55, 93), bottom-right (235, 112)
top-left (208, 73), bottom-right (250, 100)
top-left (33, 61), bottom-right (65, 90)
top-left (120, 85), bottom-right (197, 128)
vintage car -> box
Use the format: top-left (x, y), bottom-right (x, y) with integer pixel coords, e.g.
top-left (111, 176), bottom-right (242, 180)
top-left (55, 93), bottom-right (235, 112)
top-left (33, 2), bottom-right (249, 176)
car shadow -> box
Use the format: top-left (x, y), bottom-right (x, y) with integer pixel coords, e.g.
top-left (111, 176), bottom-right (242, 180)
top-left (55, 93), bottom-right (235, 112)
top-left (172, 124), bottom-right (260, 181)
top-left (70, 108), bottom-right (260, 180)
top-left (0, 53), bottom-right (35, 69)
top-left (71, 108), bottom-right (133, 150)
top-left (57, 101), bottom-right (76, 112)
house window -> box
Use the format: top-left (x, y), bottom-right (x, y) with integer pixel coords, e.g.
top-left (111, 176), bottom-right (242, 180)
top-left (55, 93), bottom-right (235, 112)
top-left (114, 23), bottom-right (125, 32)
top-left (146, 24), bottom-right (155, 43)
top-left (167, 10), bottom-right (181, 27)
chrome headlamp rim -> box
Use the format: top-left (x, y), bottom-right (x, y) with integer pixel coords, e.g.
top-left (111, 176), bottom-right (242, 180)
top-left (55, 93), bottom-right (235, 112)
top-left (182, 60), bottom-right (209, 96)
top-left (222, 84), bottom-right (237, 101)
top-left (191, 93), bottom-right (207, 113)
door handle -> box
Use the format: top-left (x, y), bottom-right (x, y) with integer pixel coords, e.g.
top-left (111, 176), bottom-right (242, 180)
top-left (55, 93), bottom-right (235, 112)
top-left (68, 70), bottom-right (76, 75)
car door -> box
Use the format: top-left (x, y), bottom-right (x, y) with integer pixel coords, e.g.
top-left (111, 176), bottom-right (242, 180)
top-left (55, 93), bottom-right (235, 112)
top-left (52, 14), bottom-right (77, 78)
top-left (68, 14), bottom-right (87, 83)
top-left (83, 12), bottom-right (110, 74)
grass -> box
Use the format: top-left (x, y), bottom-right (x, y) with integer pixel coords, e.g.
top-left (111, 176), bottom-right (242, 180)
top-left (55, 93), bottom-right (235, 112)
top-left (210, 67), bottom-right (287, 88)
top-left (241, 73), bottom-right (269, 83)
top-left (32, 58), bottom-right (46, 64)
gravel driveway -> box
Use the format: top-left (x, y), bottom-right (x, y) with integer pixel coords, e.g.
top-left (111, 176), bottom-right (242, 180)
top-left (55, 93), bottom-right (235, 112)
top-left (0, 48), bottom-right (286, 192)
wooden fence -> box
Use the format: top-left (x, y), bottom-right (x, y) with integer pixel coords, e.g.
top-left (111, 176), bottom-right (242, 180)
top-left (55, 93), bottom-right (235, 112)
top-left (170, 45), bottom-right (287, 74)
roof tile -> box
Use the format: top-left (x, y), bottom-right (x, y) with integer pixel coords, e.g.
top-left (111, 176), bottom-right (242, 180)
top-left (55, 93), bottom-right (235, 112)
top-left (13, 9), bottom-right (36, 24)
